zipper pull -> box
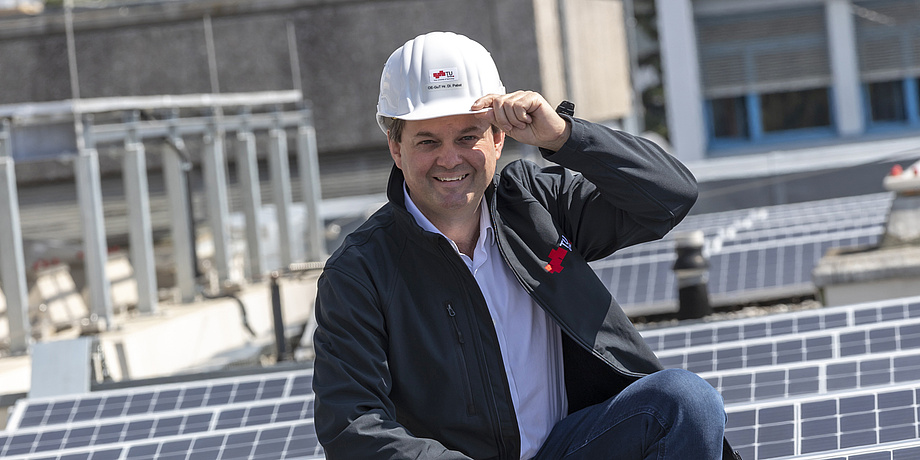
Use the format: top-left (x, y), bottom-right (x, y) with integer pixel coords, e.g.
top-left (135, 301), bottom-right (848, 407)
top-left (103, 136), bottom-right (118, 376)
top-left (446, 304), bottom-right (465, 344)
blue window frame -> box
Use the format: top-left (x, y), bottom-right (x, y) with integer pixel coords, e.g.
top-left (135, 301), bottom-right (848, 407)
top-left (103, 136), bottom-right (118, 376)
top-left (697, 6), bottom-right (835, 151)
top-left (854, 1), bottom-right (920, 131)
top-left (706, 88), bottom-right (834, 149)
top-left (863, 78), bottom-right (920, 129)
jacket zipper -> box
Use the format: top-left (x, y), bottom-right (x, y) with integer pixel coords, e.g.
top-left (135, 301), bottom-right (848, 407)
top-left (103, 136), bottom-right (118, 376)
top-left (439, 241), bottom-right (510, 459)
top-left (447, 302), bottom-right (477, 416)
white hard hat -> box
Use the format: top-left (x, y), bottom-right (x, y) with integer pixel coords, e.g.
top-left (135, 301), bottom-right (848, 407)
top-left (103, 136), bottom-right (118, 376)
top-left (376, 31), bottom-right (505, 134)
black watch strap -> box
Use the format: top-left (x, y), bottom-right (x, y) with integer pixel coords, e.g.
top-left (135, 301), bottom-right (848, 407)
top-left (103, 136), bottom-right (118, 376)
top-left (555, 100), bottom-right (575, 117)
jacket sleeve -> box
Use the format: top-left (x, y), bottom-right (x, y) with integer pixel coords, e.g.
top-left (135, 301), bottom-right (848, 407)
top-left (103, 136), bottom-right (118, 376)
top-left (534, 116), bottom-right (698, 261)
top-left (312, 264), bottom-right (473, 460)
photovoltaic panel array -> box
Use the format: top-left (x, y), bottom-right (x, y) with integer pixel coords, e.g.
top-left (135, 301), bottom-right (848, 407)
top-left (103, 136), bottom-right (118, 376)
top-left (641, 295), bottom-right (920, 353)
top-left (591, 192), bottom-right (893, 316)
top-left (0, 367), bottom-right (324, 460)
top-left (0, 420), bottom-right (319, 460)
top-left (654, 315), bottom-right (920, 375)
top-left (643, 295), bottom-right (920, 459)
top-left (701, 348), bottom-right (920, 405)
top-left (791, 441), bottom-right (920, 460)
top-left (724, 382), bottom-right (920, 459)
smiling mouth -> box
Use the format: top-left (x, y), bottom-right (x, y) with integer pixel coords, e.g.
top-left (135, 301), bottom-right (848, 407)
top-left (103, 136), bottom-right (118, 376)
top-left (435, 174), bottom-right (469, 182)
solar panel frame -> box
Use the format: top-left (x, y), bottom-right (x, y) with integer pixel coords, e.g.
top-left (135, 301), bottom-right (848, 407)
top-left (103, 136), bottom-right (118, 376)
top-left (590, 192), bottom-right (894, 314)
top-left (703, 348), bottom-right (920, 405)
top-left (5, 369), bottom-right (313, 432)
top-left (0, 394), bottom-right (315, 456)
top-left (779, 439), bottom-right (920, 460)
top-left (0, 419), bottom-right (324, 460)
top-left (640, 295), bottom-right (920, 353)
top-left (653, 316), bottom-right (920, 374)
top-left (724, 381), bottom-right (920, 460)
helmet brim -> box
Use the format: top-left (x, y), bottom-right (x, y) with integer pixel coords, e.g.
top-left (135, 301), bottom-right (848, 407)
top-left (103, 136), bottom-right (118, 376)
top-left (376, 96), bottom-right (498, 134)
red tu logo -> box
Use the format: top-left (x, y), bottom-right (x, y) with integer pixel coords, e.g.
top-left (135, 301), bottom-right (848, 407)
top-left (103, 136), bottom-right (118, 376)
top-left (431, 69), bottom-right (456, 81)
top-left (544, 247), bottom-right (568, 274)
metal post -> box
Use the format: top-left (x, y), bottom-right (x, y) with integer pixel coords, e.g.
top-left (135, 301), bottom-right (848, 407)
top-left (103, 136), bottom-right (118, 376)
top-left (75, 115), bottom-right (114, 328)
top-left (0, 119), bottom-right (31, 353)
top-left (270, 271), bottom-right (288, 362)
top-left (123, 111), bottom-right (157, 314)
top-left (63, 0), bottom-right (81, 100)
top-left (202, 109), bottom-right (232, 284)
top-left (296, 105), bottom-right (327, 261)
top-left (269, 113), bottom-right (294, 269)
top-left (673, 230), bottom-right (712, 320)
top-left (235, 110), bottom-right (265, 277)
top-left (163, 113), bottom-right (197, 302)
top-left (622, 0), bottom-right (645, 135)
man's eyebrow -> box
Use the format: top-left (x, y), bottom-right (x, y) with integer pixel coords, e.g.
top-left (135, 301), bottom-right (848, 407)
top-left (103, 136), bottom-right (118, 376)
top-left (412, 125), bottom-right (484, 139)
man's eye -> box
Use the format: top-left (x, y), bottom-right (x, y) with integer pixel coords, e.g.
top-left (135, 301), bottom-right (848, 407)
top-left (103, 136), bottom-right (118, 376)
top-left (417, 140), bottom-right (436, 146)
top-left (460, 136), bottom-right (478, 142)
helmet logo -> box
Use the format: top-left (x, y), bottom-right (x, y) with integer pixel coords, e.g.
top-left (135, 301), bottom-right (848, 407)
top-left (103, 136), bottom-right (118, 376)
top-left (429, 68), bottom-right (458, 83)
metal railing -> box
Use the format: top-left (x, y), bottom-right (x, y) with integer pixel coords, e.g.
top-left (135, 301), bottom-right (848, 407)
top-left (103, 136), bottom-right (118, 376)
top-left (0, 90), bottom-right (325, 355)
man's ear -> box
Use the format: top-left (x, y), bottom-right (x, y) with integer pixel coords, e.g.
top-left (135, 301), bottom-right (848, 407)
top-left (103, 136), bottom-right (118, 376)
top-left (493, 128), bottom-right (505, 160)
top-left (388, 134), bottom-right (402, 170)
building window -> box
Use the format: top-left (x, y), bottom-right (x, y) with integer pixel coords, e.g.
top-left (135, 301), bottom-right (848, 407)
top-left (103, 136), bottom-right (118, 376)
top-left (854, 0), bottom-right (920, 129)
top-left (697, 6), bottom-right (833, 147)
top-left (710, 96), bottom-right (748, 139)
top-left (760, 88), bottom-right (831, 132)
top-left (916, 77), bottom-right (920, 113)
top-left (867, 80), bottom-right (906, 122)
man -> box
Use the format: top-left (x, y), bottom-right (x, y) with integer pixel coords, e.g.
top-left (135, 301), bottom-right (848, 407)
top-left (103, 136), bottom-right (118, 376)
top-left (313, 31), bottom-right (739, 459)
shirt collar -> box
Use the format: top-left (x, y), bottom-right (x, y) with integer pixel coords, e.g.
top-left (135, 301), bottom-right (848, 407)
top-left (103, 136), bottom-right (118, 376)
top-left (403, 183), bottom-right (494, 255)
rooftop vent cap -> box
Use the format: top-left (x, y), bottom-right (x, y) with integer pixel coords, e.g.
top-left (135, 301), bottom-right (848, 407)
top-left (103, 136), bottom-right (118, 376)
top-left (883, 159), bottom-right (920, 194)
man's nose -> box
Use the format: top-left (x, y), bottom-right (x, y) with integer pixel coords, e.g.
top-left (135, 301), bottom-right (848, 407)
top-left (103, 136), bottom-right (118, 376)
top-left (436, 146), bottom-right (464, 169)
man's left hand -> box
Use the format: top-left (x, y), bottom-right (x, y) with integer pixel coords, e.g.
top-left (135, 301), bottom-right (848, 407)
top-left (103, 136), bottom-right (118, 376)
top-left (472, 91), bottom-right (571, 152)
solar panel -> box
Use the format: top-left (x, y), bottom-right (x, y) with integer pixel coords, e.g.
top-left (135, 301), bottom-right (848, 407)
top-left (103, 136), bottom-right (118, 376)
top-left (0, 368), bottom-right (323, 460)
top-left (703, 348), bottom-right (920, 405)
top-left (6, 370), bottom-right (312, 431)
top-left (724, 381), bottom-right (920, 459)
top-left (653, 316), bottom-right (920, 374)
top-left (640, 296), bottom-right (920, 353)
top-left (0, 394), bottom-right (314, 453)
top-left (592, 192), bottom-right (894, 315)
top-left (0, 419), bottom-right (322, 460)
top-left (786, 440), bottom-right (920, 459)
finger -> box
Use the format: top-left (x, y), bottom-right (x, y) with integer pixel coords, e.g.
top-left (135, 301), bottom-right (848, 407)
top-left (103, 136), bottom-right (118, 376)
top-left (509, 93), bottom-right (533, 125)
top-left (486, 96), bottom-right (515, 131)
top-left (500, 93), bottom-right (534, 130)
top-left (493, 105), bottom-right (515, 132)
top-left (472, 94), bottom-right (515, 131)
top-left (471, 93), bottom-right (500, 111)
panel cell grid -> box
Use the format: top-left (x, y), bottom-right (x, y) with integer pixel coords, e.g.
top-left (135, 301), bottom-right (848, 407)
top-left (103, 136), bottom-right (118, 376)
top-left (656, 317), bottom-right (920, 374)
top-left (641, 296), bottom-right (920, 353)
top-left (595, 193), bottom-right (894, 314)
top-left (0, 395), bottom-right (314, 457)
top-left (725, 382), bottom-right (920, 460)
top-left (0, 420), bottom-right (323, 460)
top-left (6, 369), bottom-right (312, 431)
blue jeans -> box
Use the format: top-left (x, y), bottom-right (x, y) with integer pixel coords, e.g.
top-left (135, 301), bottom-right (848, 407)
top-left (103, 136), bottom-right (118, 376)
top-left (533, 368), bottom-right (726, 460)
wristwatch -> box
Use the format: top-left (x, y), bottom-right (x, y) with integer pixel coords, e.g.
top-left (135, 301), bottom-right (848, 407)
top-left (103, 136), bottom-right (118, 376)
top-left (555, 100), bottom-right (575, 117)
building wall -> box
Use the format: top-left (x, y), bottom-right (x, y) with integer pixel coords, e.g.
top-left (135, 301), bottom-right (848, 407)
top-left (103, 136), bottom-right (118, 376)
top-left (565, 0), bottom-right (633, 123)
top-left (0, 0), bottom-right (543, 158)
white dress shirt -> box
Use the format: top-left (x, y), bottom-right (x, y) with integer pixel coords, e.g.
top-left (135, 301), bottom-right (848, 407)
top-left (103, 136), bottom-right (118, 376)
top-left (405, 187), bottom-right (568, 459)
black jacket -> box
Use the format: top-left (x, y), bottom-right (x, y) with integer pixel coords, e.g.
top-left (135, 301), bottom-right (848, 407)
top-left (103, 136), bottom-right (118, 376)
top-left (313, 117), bottom-right (739, 459)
